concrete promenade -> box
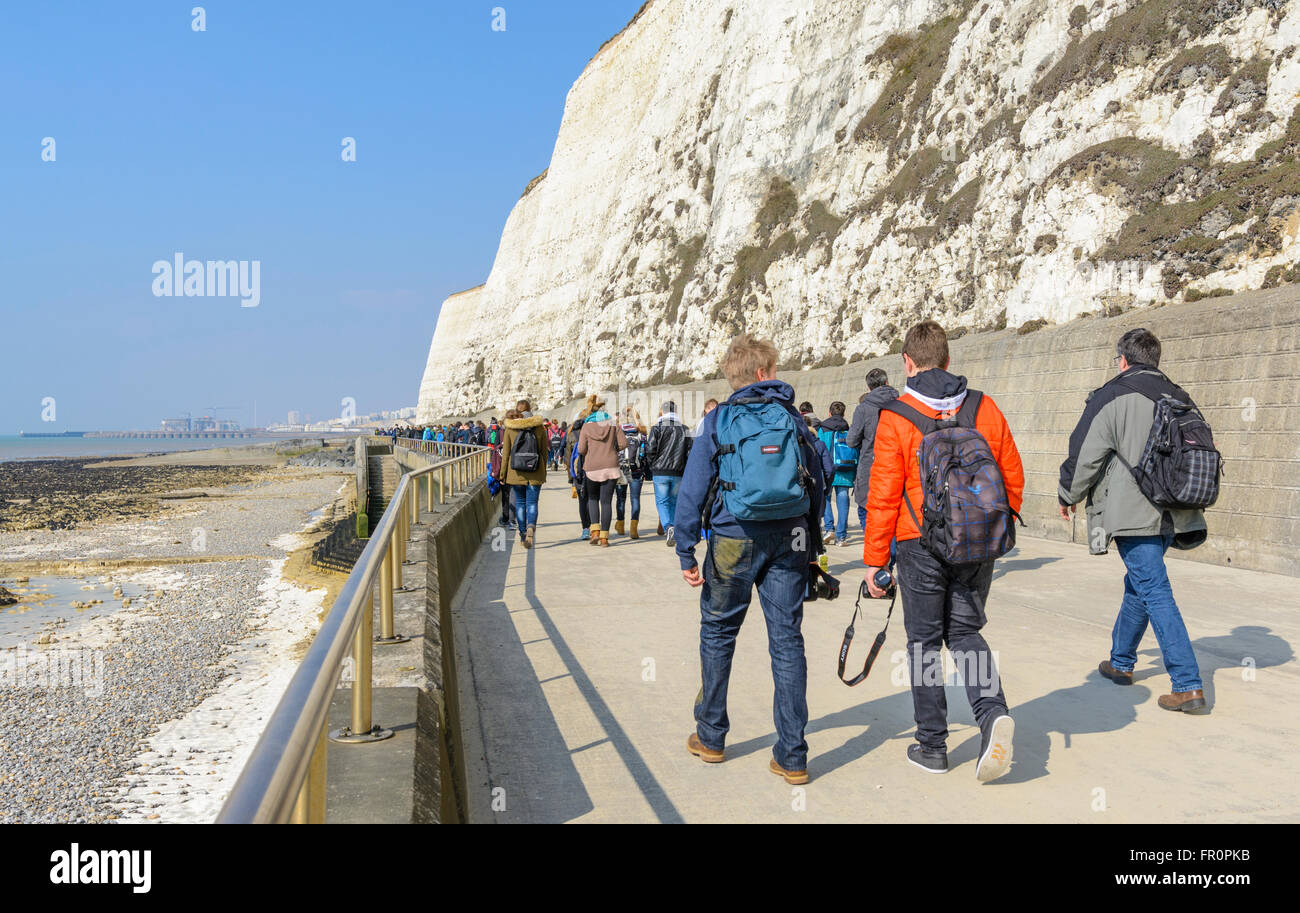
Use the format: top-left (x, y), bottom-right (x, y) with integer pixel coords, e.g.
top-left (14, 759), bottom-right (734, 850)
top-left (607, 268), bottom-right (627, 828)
top-left (453, 478), bottom-right (1299, 823)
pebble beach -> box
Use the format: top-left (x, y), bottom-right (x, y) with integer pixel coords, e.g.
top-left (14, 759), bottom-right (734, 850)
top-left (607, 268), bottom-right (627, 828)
top-left (0, 447), bottom-right (353, 823)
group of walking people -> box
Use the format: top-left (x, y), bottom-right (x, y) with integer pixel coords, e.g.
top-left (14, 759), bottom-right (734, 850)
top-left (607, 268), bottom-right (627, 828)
top-left (466, 317), bottom-right (1215, 788)
top-left (482, 394), bottom-right (710, 551)
top-left (669, 322), bottom-right (1214, 787)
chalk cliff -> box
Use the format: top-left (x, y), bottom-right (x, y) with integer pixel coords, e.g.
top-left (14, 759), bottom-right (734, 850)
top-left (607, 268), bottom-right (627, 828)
top-left (418, 0), bottom-right (1300, 420)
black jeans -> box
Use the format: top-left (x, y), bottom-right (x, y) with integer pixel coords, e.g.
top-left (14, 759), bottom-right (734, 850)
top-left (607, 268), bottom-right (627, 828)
top-left (896, 539), bottom-right (1008, 751)
top-left (584, 478), bottom-right (616, 532)
top-left (499, 484), bottom-right (512, 523)
top-left (575, 479), bottom-right (591, 529)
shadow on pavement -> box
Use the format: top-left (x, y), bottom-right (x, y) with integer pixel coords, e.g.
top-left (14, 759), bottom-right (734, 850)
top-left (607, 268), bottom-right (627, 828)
top-left (466, 537), bottom-right (595, 823)
top-left (506, 532), bottom-right (685, 822)
top-left (1136, 625), bottom-right (1295, 705)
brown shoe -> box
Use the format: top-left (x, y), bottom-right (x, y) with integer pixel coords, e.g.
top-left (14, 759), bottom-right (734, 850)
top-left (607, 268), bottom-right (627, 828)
top-left (630, 520), bottom-right (639, 539)
top-left (589, 528), bottom-right (600, 545)
top-left (769, 757), bottom-right (809, 785)
top-left (524, 525), bottom-right (535, 549)
top-left (657, 523), bottom-right (664, 536)
top-left (1158, 689), bottom-right (1207, 712)
top-left (1098, 660), bottom-right (1134, 685)
top-left (615, 520), bottom-right (625, 535)
top-left (686, 733), bottom-right (723, 763)
top-left (599, 531), bottom-right (610, 547)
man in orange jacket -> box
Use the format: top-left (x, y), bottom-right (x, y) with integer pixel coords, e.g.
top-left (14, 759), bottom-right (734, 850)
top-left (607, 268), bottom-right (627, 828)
top-left (864, 320), bottom-right (1025, 782)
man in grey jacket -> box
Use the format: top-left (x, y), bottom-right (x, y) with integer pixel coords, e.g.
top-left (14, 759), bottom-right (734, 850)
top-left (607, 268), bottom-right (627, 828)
top-left (846, 368), bottom-right (899, 535)
top-left (1058, 328), bottom-right (1208, 713)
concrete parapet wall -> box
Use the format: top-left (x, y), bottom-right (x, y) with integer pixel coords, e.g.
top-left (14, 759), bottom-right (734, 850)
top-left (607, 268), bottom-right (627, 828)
top-left (413, 479), bottom-right (493, 823)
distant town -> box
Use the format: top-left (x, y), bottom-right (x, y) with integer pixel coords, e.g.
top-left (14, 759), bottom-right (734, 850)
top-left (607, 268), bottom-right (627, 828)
top-left (17, 406), bottom-right (419, 439)
top-left (262, 406), bottom-right (418, 433)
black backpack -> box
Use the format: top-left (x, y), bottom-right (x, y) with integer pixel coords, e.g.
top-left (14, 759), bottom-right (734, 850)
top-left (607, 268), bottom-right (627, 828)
top-left (880, 391), bottom-right (1022, 565)
top-left (1116, 377), bottom-right (1222, 510)
top-left (510, 426), bottom-right (541, 473)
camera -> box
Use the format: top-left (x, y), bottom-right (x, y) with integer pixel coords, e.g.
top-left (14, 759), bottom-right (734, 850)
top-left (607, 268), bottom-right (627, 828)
top-left (869, 567), bottom-right (895, 598)
top-left (806, 563), bottom-right (841, 601)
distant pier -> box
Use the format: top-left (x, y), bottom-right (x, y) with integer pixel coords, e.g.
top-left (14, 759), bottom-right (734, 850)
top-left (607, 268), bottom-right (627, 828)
top-left (82, 431), bottom-right (255, 439)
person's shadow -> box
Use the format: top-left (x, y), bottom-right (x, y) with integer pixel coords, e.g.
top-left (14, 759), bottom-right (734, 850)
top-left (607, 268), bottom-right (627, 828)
top-left (718, 667), bottom-right (1156, 784)
top-left (1136, 625), bottom-right (1294, 707)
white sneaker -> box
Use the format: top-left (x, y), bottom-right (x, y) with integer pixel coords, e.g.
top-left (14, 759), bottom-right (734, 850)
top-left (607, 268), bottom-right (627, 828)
top-left (975, 714), bottom-right (1015, 783)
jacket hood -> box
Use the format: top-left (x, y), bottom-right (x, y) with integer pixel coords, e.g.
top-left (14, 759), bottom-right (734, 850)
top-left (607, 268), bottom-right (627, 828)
top-left (505, 415), bottom-right (545, 430)
top-left (820, 415), bottom-right (849, 432)
top-left (864, 385), bottom-right (899, 406)
top-left (656, 412), bottom-right (684, 425)
top-left (586, 410), bottom-right (612, 423)
top-left (728, 379), bottom-right (796, 405)
top-left (904, 369), bottom-right (968, 413)
top-left (583, 419), bottom-right (617, 442)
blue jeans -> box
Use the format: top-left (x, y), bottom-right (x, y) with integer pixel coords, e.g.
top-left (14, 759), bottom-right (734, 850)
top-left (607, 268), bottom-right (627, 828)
top-left (1111, 534), bottom-right (1202, 692)
top-left (858, 504), bottom-right (867, 532)
top-left (822, 485), bottom-right (851, 540)
top-left (653, 475), bottom-right (681, 530)
top-left (696, 528), bottom-right (809, 771)
top-left (512, 483), bottom-right (540, 537)
top-left (616, 477), bottom-right (643, 521)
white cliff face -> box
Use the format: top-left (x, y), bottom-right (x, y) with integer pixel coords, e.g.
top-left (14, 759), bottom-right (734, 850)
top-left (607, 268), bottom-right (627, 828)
top-left (418, 0), bottom-right (1300, 420)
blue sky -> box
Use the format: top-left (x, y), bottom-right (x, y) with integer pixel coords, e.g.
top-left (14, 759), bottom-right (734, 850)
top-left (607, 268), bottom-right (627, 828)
top-left (0, 0), bottom-right (646, 432)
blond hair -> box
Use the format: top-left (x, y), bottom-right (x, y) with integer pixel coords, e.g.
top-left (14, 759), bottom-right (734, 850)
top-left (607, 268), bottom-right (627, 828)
top-left (721, 334), bottom-right (779, 390)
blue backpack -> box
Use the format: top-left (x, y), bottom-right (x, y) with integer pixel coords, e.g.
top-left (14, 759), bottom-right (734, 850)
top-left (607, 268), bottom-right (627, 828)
top-left (711, 396), bottom-right (812, 521)
top-left (830, 429), bottom-right (858, 474)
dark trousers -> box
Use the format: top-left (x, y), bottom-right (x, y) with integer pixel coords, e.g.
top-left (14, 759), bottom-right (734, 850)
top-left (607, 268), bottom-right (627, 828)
top-left (696, 529), bottom-right (809, 770)
top-left (499, 484), bottom-right (512, 524)
top-left (584, 478), bottom-right (616, 531)
top-left (576, 479), bottom-right (591, 529)
top-left (896, 538), bottom-right (1007, 751)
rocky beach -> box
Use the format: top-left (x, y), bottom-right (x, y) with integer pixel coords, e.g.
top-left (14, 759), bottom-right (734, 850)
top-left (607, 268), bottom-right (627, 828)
top-left (0, 443), bottom-right (357, 823)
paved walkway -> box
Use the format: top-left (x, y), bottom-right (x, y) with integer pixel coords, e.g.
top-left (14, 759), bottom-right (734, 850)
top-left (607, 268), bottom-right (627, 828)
top-left (453, 478), bottom-right (1299, 823)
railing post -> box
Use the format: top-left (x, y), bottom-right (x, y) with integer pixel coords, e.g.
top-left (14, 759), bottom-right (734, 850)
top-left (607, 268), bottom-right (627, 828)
top-left (291, 722), bottom-right (328, 824)
top-left (378, 524), bottom-right (410, 645)
top-left (426, 472), bottom-right (434, 512)
top-left (329, 592), bottom-right (393, 744)
top-left (395, 507), bottom-right (406, 583)
top-left (440, 465), bottom-right (447, 504)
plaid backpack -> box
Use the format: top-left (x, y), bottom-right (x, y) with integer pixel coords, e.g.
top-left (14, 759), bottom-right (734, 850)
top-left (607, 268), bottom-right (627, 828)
top-left (880, 391), bottom-right (1022, 565)
top-left (1116, 378), bottom-right (1221, 510)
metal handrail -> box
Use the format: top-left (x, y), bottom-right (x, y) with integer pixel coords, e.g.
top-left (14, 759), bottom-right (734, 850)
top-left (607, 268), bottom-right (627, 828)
top-left (216, 439), bottom-right (490, 823)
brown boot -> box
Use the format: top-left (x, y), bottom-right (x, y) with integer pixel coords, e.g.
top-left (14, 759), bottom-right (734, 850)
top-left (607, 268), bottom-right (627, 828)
top-left (615, 520), bottom-right (625, 535)
top-left (1158, 689), bottom-right (1207, 712)
top-left (686, 733), bottom-right (723, 763)
top-left (589, 528), bottom-right (600, 545)
top-left (524, 525), bottom-right (535, 549)
top-left (1098, 660), bottom-right (1134, 685)
top-left (630, 520), bottom-right (639, 539)
top-left (599, 531), bottom-right (610, 547)
top-left (769, 757), bottom-right (810, 785)
top-left (657, 522), bottom-right (664, 536)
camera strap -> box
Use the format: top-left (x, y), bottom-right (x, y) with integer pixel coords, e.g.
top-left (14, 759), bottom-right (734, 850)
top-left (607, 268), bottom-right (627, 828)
top-left (837, 578), bottom-right (896, 686)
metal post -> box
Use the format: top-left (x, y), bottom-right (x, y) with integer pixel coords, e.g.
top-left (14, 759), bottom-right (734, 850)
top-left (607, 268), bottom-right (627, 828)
top-left (396, 506), bottom-right (406, 579)
top-left (426, 472), bottom-right (434, 511)
top-left (380, 542), bottom-right (394, 631)
top-left (377, 534), bottom-right (410, 646)
top-left (292, 723), bottom-right (328, 823)
top-left (329, 592), bottom-right (393, 744)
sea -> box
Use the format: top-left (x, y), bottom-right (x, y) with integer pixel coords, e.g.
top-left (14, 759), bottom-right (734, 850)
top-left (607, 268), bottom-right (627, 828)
top-left (0, 434), bottom-right (354, 463)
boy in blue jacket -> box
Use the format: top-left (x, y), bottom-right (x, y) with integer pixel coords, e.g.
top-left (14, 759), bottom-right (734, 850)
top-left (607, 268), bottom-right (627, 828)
top-left (675, 334), bottom-right (825, 785)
